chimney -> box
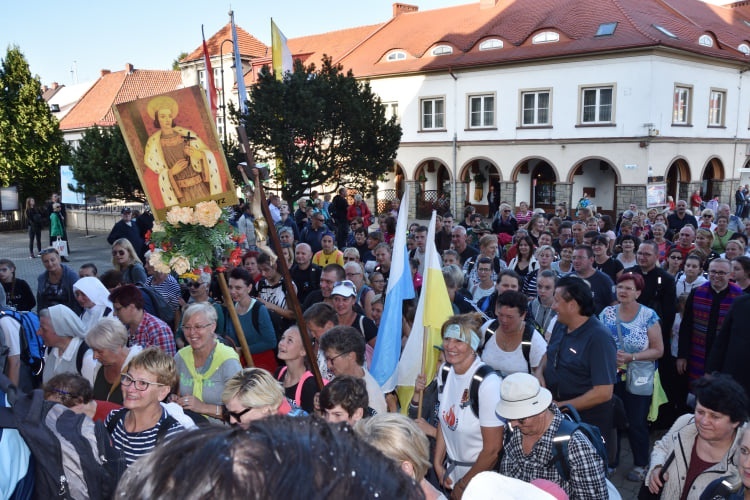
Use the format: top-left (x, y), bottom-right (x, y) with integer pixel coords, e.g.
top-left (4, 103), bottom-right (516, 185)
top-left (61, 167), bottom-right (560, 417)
top-left (51, 82), bottom-right (59, 89)
top-left (480, 0), bottom-right (499, 8)
top-left (125, 63), bottom-right (134, 74)
top-left (393, 3), bottom-right (418, 17)
top-left (101, 69), bottom-right (111, 77)
top-left (42, 85), bottom-right (48, 92)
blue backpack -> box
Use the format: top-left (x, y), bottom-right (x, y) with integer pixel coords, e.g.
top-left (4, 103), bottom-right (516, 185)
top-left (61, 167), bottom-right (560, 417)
top-left (0, 310), bottom-right (43, 382)
top-left (551, 404), bottom-right (608, 480)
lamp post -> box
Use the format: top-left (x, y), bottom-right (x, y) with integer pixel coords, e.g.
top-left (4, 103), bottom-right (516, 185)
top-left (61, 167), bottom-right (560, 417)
top-left (219, 38), bottom-right (234, 146)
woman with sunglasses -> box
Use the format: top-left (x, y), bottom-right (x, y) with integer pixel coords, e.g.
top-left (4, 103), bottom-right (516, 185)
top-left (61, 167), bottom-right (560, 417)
top-left (0, 258), bottom-right (35, 311)
top-left (111, 238), bottom-right (147, 285)
top-left (175, 303), bottom-right (241, 422)
top-left (664, 247), bottom-right (685, 277)
top-left (222, 367), bottom-right (301, 428)
top-left (106, 347), bottom-right (185, 466)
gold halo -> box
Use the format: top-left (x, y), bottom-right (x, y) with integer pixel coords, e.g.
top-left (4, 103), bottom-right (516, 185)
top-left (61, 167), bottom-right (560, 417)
top-left (146, 95), bottom-right (179, 121)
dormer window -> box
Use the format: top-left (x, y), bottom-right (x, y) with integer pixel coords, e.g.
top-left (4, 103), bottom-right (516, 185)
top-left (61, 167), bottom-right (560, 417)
top-left (739, 43), bottom-right (750, 55)
top-left (532, 31), bottom-right (559, 44)
top-left (596, 22), bottom-right (617, 37)
top-left (386, 51), bottom-right (407, 62)
top-left (432, 45), bottom-right (453, 56)
top-left (653, 24), bottom-right (678, 39)
top-left (479, 38), bottom-right (503, 51)
top-left (699, 35), bottom-right (714, 47)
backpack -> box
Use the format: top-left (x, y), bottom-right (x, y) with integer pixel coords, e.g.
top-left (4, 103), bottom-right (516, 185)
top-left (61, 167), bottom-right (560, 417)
top-left (0, 374), bottom-right (126, 499)
top-left (479, 319), bottom-right (534, 374)
top-left (0, 310), bottom-right (43, 380)
top-left (438, 363), bottom-right (498, 418)
top-left (136, 284), bottom-right (175, 327)
top-left (549, 404), bottom-right (609, 480)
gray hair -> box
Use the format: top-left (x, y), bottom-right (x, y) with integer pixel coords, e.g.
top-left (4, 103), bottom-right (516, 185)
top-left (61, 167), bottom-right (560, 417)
top-left (442, 264), bottom-right (465, 289)
top-left (86, 317), bottom-right (129, 351)
top-left (182, 302), bottom-right (218, 325)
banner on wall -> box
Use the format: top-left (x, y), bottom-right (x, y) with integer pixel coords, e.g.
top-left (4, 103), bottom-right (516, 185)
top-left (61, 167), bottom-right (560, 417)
top-left (647, 183), bottom-right (667, 208)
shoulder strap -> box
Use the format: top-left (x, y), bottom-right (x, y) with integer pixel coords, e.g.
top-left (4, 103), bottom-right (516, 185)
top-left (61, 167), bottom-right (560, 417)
top-left (106, 407), bottom-right (128, 434)
top-left (521, 322), bottom-right (534, 374)
top-left (155, 414), bottom-right (177, 444)
top-left (250, 300), bottom-right (260, 333)
top-left (438, 364), bottom-right (451, 394)
top-left (76, 341), bottom-right (90, 374)
top-left (470, 364), bottom-right (496, 418)
top-left (295, 371), bottom-right (314, 406)
top-left (482, 320), bottom-right (498, 353)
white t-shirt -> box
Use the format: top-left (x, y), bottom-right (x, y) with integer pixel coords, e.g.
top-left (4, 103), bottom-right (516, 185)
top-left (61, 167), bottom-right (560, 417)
top-left (0, 316), bottom-right (21, 356)
top-left (438, 358), bottom-right (503, 484)
top-left (362, 367), bottom-right (388, 415)
top-left (481, 330), bottom-right (547, 377)
top-left (470, 284), bottom-right (495, 302)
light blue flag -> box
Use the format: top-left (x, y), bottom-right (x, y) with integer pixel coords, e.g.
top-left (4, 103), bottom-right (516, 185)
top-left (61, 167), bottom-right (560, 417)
top-left (370, 190), bottom-right (415, 390)
top-left (230, 11), bottom-right (248, 115)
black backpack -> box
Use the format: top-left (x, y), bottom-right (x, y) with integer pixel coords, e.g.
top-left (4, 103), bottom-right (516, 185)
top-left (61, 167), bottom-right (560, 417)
top-left (136, 283), bottom-right (175, 327)
top-left (479, 319), bottom-right (534, 374)
top-left (0, 374), bottom-right (126, 499)
top-left (438, 363), bottom-right (499, 418)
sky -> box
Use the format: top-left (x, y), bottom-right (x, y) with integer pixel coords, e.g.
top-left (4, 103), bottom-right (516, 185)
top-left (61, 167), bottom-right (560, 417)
top-left (2, 0), bottom-right (462, 87)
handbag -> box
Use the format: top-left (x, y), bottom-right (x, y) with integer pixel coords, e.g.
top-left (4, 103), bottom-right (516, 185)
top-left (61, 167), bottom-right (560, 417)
top-left (53, 237), bottom-right (69, 257)
top-left (616, 313), bottom-right (655, 396)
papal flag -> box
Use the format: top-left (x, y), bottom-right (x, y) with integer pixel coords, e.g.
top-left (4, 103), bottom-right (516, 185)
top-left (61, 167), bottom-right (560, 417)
top-left (369, 190), bottom-right (414, 391)
top-left (396, 210), bottom-right (453, 411)
top-left (271, 19), bottom-right (293, 81)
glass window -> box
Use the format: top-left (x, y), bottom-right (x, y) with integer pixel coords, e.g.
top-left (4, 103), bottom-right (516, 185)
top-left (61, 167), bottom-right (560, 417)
top-left (581, 87), bottom-right (613, 124)
top-left (421, 98), bottom-right (445, 130)
top-left (709, 90), bottom-right (726, 126)
top-left (521, 90), bottom-right (551, 126)
top-left (469, 95), bottom-right (495, 128)
top-left (673, 86), bottom-right (691, 124)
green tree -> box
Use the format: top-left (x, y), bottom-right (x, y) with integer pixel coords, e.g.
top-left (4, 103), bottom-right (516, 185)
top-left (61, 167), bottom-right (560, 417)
top-left (240, 56), bottom-right (402, 203)
top-left (0, 46), bottom-right (65, 205)
top-left (71, 126), bottom-right (146, 203)
top-left (173, 52), bottom-right (189, 71)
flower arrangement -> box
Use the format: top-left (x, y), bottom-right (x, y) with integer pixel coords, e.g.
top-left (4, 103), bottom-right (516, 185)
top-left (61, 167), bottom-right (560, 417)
top-left (147, 200), bottom-right (245, 276)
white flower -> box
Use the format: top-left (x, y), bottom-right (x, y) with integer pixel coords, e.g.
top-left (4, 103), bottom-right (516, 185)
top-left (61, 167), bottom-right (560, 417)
top-left (169, 254), bottom-right (192, 276)
top-left (193, 201), bottom-right (223, 227)
top-left (166, 206), bottom-right (194, 226)
top-left (148, 250), bottom-right (171, 274)
top-left (152, 221), bottom-right (165, 233)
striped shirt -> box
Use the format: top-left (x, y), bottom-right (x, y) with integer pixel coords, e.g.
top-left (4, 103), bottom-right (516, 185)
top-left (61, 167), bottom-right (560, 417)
top-left (106, 408), bottom-right (184, 466)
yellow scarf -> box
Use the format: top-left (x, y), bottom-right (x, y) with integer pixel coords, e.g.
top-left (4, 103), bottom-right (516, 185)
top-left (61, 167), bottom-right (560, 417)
top-left (178, 342), bottom-right (239, 401)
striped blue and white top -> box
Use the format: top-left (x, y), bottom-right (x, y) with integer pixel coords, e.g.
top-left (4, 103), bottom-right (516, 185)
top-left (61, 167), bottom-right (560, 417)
top-left (105, 408), bottom-right (184, 466)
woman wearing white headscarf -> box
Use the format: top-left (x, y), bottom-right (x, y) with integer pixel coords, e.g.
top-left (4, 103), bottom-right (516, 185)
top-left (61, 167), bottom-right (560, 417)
top-left (73, 277), bottom-right (113, 332)
top-left (38, 304), bottom-right (94, 383)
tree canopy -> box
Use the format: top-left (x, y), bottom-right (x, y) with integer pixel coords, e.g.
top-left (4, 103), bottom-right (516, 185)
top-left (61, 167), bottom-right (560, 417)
top-left (0, 46), bottom-right (65, 205)
top-left (70, 126), bottom-right (146, 203)
top-left (240, 56), bottom-right (402, 203)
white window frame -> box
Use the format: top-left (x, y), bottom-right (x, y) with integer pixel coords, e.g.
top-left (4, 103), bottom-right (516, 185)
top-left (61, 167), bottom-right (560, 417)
top-left (532, 31), bottom-right (560, 44)
top-left (386, 51), bottom-right (406, 62)
top-left (698, 34), bottom-right (714, 47)
top-left (673, 84), bottom-right (692, 125)
top-left (467, 93), bottom-right (495, 129)
top-left (520, 89), bottom-right (552, 126)
top-left (432, 45), bottom-right (453, 56)
top-left (420, 97), bottom-right (446, 131)
top-left (383, 101), bottom-right (400, 123)
top-left (479, 38), bottom-right (503, 51)
top-left (579, 85), bottom-right (615, 125)
top-left (708, 88), bottom-right (726, 127)
top-left (738, 43), bottom-right (750, 55)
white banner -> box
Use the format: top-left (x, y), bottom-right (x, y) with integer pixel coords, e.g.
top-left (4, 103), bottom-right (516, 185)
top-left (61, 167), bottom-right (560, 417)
top-left (60, 165), bottom-right (85, 205)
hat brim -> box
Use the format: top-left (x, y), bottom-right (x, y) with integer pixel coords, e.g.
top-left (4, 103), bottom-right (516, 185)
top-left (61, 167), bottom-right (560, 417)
top-left (496, 386), bottom-right (553, 420)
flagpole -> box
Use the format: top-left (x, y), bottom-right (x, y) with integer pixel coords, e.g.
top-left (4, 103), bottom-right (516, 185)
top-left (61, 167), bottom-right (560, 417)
top-left (237, 126), bottom-right (325, 390)
top-left (417, 326), bottom-right (430, 418)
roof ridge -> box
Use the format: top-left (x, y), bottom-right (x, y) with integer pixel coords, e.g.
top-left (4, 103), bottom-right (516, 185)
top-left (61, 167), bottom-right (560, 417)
top-left (335, 22), bottom-right (391, 66)
top-left (653, 0), bottom-right (701, 28)
top-left (609, 0), bottom-right (660, 44)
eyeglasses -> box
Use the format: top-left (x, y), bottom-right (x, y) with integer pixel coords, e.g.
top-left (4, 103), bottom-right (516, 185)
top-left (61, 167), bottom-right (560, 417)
top-left (224, 406), bottom-right (253, 422)
top-left (345, 272), bottom-right (361, 277)
top-left (703, 215), bottom-right (713, 218)
top-left (709, 270), bottom-right (729, 276)
top-left (187, 281), bottom-right (203, 289)
top-left (325, 351), bottom-right (349, 364)
top-left (182, 323), bottom-right (213, 332)
top-left (112, 250), bottom-right (127, 257)
top-left (344, 257), bottom-right (359, 262)
top-left (120, 373), bottom-right (167, 391)
top-left (371, 279), bottom-right (385, 284)
top-left (333, 280), bottom-right (356, 289)
top-left (477, 268), bottom-right (492, 273)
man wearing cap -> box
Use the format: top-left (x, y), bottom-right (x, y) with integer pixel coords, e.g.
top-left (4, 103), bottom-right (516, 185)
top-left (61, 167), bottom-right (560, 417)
top-left (543, 276), bottom-right (617, 462)
top-left (497, 373), bottom-right (608, 498)
top-left (107, 207), bottom-right (144, 261)
top-left (331, 280), bottom-right (377, 348)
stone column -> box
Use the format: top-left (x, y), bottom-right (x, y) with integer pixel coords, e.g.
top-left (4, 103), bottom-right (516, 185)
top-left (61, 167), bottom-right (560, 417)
top-left (499, 181), bottom-right (516, 208)
top-left (616, 185), bottom-right (646, 214)
top-left (406, 180), bottom-right (420, 220)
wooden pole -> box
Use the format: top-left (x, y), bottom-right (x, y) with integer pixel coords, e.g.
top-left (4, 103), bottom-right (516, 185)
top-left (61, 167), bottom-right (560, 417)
top-left (217, 271), bottom-right (254, 367)
top-left (417, 325), bottom-right (430, 418)
top-left (236, 126), bottom-right (325, 390)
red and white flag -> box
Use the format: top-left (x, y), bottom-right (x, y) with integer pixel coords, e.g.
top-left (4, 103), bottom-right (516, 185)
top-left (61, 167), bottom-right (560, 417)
top-left (202, 26), bottom-right (217, 119)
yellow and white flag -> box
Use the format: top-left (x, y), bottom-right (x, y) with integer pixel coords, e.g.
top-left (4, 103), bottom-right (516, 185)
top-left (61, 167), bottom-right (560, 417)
top-left (271, 19), bottom-right (293, 81)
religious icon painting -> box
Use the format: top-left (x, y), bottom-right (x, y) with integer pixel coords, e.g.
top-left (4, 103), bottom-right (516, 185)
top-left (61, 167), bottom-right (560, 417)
top-left (114, 86), bottom-right (238, 221)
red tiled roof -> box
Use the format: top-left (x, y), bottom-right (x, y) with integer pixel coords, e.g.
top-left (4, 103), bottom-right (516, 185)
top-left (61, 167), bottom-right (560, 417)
top-left (59, 68), bottom-right (181, 131)
top-left (183, 23), bottom-right (268, 62)
top-left (324, 0), bottom-right (750, 78)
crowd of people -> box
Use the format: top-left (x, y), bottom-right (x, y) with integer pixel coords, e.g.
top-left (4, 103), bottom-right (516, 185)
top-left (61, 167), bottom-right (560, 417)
top-left (6, 190), bottom-right (750, 499)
